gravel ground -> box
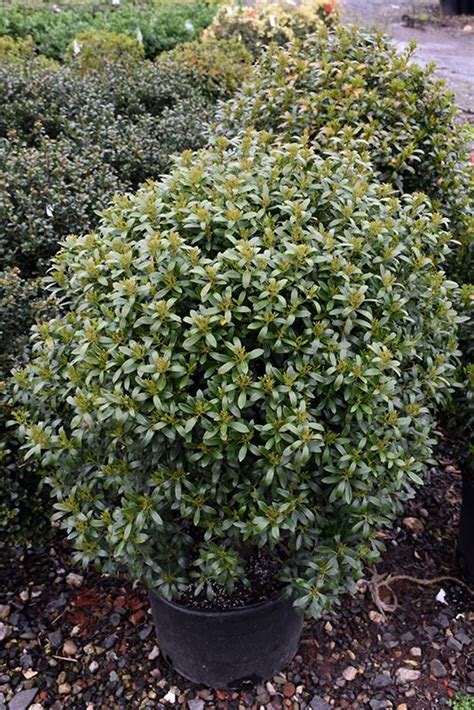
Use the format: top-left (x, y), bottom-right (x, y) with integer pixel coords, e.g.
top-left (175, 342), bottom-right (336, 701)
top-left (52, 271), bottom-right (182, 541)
top-left (1, 435), bottom-right (473, 710)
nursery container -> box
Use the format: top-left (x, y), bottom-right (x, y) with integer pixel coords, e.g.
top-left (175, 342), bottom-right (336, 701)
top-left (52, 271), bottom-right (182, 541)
top-left (149, 590), bottom-right (303, 688)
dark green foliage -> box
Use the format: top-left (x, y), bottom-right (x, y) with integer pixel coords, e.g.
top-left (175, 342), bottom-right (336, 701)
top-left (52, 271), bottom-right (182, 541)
top-left (0, 1), bottom-right (218, 60)
top-left (0, 268), bottom-right (58, 543)
top-left (0, 268), bottom-right (51, 376)
top-left (155, 38), bottom-right (253, 99)
top-left (0, 435), bottom-right (52, 545)
top-left (0, 135), bottom-right (121, 275)
top-left (65, 30), bottom-right (145, 70)
top-left (0, 60), bottom-right (219, 276)
top-left (214, 25), bottom-right (473, 286)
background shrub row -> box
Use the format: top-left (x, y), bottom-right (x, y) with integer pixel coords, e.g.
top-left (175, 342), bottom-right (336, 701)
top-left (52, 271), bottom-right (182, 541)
top-left (0, 0), bottom-right (219, 60)
top-left (0, 40), bottom-right (251, 277)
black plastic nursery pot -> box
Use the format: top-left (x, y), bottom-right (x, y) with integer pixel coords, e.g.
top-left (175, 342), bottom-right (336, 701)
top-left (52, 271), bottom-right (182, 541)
top-left (440, 0), bottom-right (458, 14)
top-left (458, 470), bottom-right (474, 585)
top-left (148, 590), bottom-right (304, 689)
top-left (441, 0), bottom-right (474, 13)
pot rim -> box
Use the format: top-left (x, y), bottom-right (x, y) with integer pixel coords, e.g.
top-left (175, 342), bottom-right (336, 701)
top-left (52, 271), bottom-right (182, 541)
top-left (148, 586), bottom-right (292, 618)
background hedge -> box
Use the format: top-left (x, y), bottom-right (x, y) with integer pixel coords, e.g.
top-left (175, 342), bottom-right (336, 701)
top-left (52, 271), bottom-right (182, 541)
top-left (0, 0), bottom-right (219, 60)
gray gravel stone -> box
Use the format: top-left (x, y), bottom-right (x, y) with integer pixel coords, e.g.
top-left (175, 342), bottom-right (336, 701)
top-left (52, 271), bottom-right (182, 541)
top-left (8, 688), bottom-right (38, 710)
top-left (396, 668), bottom-right (421, 684)
top-left (425, 625), bottom-right (440, 639)
top-left (310, 697), bottom-right (331, 710)
top-left (138, 625), bottom-right (152, 640)
top-left (110, 613), bottom-right (121, 627)
top-left (372, 673), bottom-right (392, 689)
top-left (188, 700), bottom-right (205, 710)
top-left (447, 637), bottom-right (463, 652)
top-left (454, 631), bottom-right (471, 647)
top-left (430, 659), bottom-right (448, 679)
top-left (0, 624), bottom-right (12, 642)
top-left (104, 634), bottom-right (118, 649)
top-left (19, 654), bottom-right (33, 671)
top-left (436, 615), bottom-right (450, 629)
top-left (48, 631), bottom-right (62, 648)
top-left (370, 701), bottom-right (390, 710)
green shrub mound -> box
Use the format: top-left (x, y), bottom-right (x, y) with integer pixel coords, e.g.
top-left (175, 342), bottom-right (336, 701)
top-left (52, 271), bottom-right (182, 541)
top-left (0, 136), bottom-right (121, 275)
top-left (155, 38), bottom-right (253, 99)
top-left (0, 268), bottom-right (59, 543)
top-left (0, 1), bottom-right (218, 60)
top-left (0, 34), bottom-right (37, 62)
top-left (214, 26), bottom-right (473, 284)
top-left (0, 55), bottom-right (233, 276)
top-left (65, 30), bottom-right (145, 70)
top-left (12, 133), bottom-right (461, 615)
top-left (202, 0), bottom-right (338, 57)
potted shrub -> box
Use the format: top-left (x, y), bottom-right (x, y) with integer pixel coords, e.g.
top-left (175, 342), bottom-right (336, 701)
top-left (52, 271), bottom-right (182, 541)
top-left (11, 132), bottom-right (461, 687)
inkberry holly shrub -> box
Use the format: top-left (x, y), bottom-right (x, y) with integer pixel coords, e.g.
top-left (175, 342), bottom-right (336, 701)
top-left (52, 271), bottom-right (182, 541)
top-left (11, 132), bottom-right (461, 616)
top-left (214, 25), bottom-right (473, 286)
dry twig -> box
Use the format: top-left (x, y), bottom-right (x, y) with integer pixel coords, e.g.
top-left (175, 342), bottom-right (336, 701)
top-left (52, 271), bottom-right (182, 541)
top-left (364, 567), bottom-right (473, 619)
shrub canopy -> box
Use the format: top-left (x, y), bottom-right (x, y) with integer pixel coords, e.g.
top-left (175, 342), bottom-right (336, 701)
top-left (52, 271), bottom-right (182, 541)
top-left (155, 38), bottom-right (252, 99)
top-left (0, 54), bottom-right (232, 276)
top-left (214, 26), bottom-right (473, 284)
top-left (65, 30), bottom-right (145, 70)
top-left (202, 0), bottom-right (338, 56)
top-left (0, 1), bottom-right (218, 60)
top-left (12, 133), bottom-right (460, 615)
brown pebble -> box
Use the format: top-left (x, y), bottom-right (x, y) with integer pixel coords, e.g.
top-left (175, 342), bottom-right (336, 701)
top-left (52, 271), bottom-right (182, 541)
top-left (282, 681), bottom-right (296, 698)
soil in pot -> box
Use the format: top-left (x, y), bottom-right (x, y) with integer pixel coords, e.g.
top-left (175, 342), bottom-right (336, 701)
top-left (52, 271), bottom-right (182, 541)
top-left (179, 549), bottom-right (282, 610)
